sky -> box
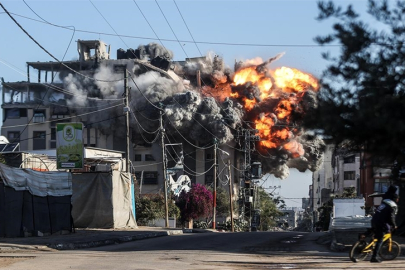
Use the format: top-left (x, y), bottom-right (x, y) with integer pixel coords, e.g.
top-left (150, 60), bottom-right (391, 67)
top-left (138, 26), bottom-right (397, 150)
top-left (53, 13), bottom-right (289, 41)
top-left (0, 0), bottom-right (373, 207)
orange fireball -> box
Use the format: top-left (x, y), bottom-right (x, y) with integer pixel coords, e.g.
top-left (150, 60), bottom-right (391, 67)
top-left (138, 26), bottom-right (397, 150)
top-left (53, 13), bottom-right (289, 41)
top-left (201, 57), bottom-right (319, 159)
top-left (273, 67), bottom-right (319, 92)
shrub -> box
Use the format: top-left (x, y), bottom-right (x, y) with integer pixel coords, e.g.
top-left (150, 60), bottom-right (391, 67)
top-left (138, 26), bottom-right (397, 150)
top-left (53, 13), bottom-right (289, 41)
top-left (176, 183), bottom-right (213, 225)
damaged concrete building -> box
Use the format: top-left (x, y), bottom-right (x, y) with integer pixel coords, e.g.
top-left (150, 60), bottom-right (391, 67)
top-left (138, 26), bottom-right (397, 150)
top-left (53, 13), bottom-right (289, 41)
top-left (1, 39), bottom-right (242, 199)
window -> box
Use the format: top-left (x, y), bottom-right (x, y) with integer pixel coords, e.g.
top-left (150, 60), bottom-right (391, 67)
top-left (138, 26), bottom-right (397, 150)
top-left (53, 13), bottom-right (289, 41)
top-left (344, 155), bottom-right (355, 164)
top-left (4, 108), bottom-right (27, 120)
top-left (206, 153), bottom-right (213, 160)
top-left (344, 171), bottom-right (355, 180)
top-left (33, 110), bottom-right (46, 123)
top-left (33, 131), bottom-right (46, 150)
top-left (145, 154), bottom-right (155, 161)
top-left (7, 131), bottom-right (20, 142)
top-left (134, 171), bottom-right (158, 185)
top-left (134, 154), bottom-right (142, 161)
top-left (374, 180), bottom-right (391, 193)
top-left (51, 128), bottom-right (56, 140)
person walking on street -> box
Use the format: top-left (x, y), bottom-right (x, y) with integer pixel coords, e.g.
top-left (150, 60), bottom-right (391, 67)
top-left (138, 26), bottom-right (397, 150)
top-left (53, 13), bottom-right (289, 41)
top-left (370, 187), bottom-right (399, 263)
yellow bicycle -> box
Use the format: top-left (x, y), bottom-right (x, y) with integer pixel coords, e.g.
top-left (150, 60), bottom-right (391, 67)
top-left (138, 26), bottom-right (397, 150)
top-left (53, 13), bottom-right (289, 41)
top-left (349, 232), bottom-right (401, 262)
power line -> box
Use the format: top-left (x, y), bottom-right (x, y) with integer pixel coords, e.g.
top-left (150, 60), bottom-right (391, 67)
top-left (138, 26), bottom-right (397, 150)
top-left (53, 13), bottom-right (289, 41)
top-left (2, 80), bottom-right (124, 108)
top-left (89, 0), bottom-right (132, 52)
top-left (0, 11), bottom-right (342, 48)
top-left (154, 0), bottom-right (189, 59)
top-left (1, 4), bottom-right (298, 159)
top-left (0, 4), bottom-right (126, 83)
top-left (1, 103), bottom-right (124, 129)
top-left (132, 0), bottom-right (166, 48)
top-left (15, 114), bottom-right (126, 143)
top-left (5, 1), bottom-right (76, 144)
top-left (172, 0), bottom-right (203, 56)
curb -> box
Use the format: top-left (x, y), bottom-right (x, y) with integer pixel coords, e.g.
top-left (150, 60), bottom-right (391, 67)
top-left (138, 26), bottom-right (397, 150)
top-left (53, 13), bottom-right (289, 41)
top-left (0, 228), bottom-right (216, 252)
top-left (48, 230), bottom-right (184, 250)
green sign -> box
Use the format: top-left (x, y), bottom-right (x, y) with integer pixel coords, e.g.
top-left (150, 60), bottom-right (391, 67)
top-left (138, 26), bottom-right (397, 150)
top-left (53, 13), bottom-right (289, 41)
top-left (56, 123), bottom-right (84, 169)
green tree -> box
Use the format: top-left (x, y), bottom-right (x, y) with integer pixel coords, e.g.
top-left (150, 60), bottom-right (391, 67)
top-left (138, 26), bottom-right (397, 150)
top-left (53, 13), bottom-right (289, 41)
top-left (208, 186), bottom-right (233, 217)
top-left (256, 187), bottom-right (283, 231)
top-left (304, 0), bottom-right (405, 227)
top-left (135, 193), bottom-right (180, 226)
top-left (306, 0), bottom-right (405, 160)
top-left (272, 195), bottom-right (287, 209)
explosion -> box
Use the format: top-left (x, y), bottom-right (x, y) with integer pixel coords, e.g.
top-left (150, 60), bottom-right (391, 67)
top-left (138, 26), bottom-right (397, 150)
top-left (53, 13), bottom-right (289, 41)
top-left (227, 59), bottom-right (320, 158)
top-left (62, 43), bottom-right (325, 179)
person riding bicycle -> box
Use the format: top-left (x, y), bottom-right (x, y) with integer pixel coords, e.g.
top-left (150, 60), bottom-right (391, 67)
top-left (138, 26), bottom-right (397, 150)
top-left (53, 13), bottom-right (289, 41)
top-left (370, 187), bottom-right (399, 263)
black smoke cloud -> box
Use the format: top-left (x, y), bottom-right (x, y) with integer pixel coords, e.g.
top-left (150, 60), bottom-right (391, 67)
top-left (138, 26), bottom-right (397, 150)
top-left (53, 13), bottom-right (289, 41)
top-left (61, 47), bottom-right (324, 179)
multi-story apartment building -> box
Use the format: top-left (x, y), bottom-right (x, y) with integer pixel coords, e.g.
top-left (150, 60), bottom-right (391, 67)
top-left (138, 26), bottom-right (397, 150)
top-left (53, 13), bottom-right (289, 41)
top-left (332, 150), bottom-right (361, 196)
top-left (310, 143), bottom-right (398, 224)
top-left (310, 144), bottom-right (334, 221)
top-left (278, 207), bottom-right (303, 229)
top-left (1, 39), bottom-right (242, 205)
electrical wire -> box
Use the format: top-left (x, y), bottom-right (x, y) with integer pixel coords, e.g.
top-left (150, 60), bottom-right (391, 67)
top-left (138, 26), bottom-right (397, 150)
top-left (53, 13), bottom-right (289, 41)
top-left (2, 81), bottom-right (124, 109)
top-left (132, 0), bottom-right (166, 48)
top-left (2, 103), bottom-right (124, 129)
top-left (0, 11), bottom-right (344, 47)
top-left (164, 134), bottom-right (208, 175)
top-left (183, 163), bottom-right (215, 177)
top-left (86, 0), bottom-right (256, 155)
top-left (128, 75), bottom-right (164, 111)
top-left (129, 104), bottom-right (160, 135)
top-left (0, 62), bottom-right (126, 102)
top-left (0, 3), bottom-right (126, 83)
top-left (154, 0), bottom-right (189, 59)
top-left (131, 161), bottom-right (163, 168)
top-left (129, 112), bottom-right (161, 145)
top-left (2, 3), bottom-right (294, 164)
top-left (3, 1), bottom-right (76, 144)
top-left (13, 114), bottom-right (125, 143)
top-left (172, 0), bottom-right (203, 56)
top-left (89, 0), bottom-right (132, 52)
top-left (164, 115), bottom-right (214, 150)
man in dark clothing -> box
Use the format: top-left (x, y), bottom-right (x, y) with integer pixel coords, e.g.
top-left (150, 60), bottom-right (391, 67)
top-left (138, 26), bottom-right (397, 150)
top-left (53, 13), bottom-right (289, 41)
top-left (370, 189), bottom-right (398, 263)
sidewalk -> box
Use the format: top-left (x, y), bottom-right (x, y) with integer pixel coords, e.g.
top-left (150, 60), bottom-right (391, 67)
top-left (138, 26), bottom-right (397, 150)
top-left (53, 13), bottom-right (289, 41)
top-left (0, 227), bottom-right (213, 252)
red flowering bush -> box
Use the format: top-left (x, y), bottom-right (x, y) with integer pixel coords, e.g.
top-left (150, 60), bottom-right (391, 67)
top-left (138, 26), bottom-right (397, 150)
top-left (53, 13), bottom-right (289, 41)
top-left (176, 183), bottom-right (213, 224)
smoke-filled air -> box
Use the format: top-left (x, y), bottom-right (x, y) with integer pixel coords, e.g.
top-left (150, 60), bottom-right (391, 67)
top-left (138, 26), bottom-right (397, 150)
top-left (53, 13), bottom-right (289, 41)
top-left (62, 43), bottom-right (325, 179)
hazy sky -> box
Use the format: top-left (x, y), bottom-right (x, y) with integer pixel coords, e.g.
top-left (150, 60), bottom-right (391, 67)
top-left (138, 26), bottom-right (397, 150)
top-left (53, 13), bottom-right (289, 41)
top-left (0, 0), bottom-right (373, 206)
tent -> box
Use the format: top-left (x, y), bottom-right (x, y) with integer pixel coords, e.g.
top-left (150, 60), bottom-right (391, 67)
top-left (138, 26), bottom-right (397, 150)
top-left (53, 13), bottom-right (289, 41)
top-left (0, 163), bottom-right (72, 237)
top-left (71, 171), bottom-right (137, 229)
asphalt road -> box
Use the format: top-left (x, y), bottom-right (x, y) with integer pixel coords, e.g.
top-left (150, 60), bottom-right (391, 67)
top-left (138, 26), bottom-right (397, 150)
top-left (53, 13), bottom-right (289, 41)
top-left (1, 231), bottom-right (404, 269)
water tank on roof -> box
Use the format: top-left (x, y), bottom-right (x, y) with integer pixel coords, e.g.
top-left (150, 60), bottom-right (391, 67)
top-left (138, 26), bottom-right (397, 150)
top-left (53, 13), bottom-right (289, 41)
top-left (117, 48), bottom-right (126, 59)
top-left (126, 48), bottom-right (136, 59)
top-left (135, 48), bottom-right (146, 59)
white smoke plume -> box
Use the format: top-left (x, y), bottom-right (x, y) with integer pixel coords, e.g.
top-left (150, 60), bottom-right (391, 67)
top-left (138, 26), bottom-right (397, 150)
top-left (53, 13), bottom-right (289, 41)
top-left (63, 73), bottom-right (90, 107)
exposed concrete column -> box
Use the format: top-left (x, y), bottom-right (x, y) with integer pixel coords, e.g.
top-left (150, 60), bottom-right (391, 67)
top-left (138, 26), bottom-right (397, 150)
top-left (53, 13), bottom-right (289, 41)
top-left (195, 148), bottom-right (204, 185)
top-left (27, 64), bottom-right (30, 82)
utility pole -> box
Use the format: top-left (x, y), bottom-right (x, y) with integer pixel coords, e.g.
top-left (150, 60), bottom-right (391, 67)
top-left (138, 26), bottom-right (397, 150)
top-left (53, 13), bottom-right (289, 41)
top-left (228, 160), bottom-right (234, 232)
top-left (124, 69), bottom-right (130, 173)
top-left (212, 138), bottom-right (218, 229)
top-left (236, 128), bottom-right (260, 231)
top-left (160, 108), bottom-right (169, 228)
